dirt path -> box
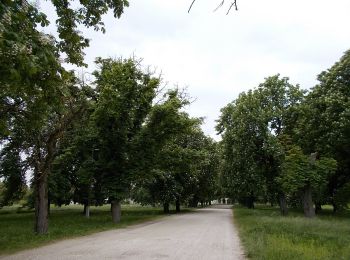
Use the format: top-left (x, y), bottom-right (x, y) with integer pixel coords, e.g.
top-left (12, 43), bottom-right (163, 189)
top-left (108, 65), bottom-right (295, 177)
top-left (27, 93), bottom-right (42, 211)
top-left (2, 206), bottom-right (245, 260)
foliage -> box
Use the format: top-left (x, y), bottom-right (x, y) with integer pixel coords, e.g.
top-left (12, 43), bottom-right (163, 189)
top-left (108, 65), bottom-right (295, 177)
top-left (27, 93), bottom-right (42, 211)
top-left (91, 57), bottom-right (159, 202)
top-left (217, 90), bottom-right (266, 207)
top-left (0, 0), bottom-right (129, 67)
top-left (278, 145), bottom-right (337, 194)
top-left (296, 50), bottom-right (350, 210)
top-left (217, 75), bottom-right (304, 208)
top-left (0, 147), bottom-right (26, 206)
top-left (131, 89), bottom-right (219, 209)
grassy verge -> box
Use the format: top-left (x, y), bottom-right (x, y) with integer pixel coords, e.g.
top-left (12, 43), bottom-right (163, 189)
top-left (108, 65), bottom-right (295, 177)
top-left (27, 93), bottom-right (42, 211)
top-left (233, 205), bottom-right (350, 260)
top-left (0, 204), bottom-right (176, 255)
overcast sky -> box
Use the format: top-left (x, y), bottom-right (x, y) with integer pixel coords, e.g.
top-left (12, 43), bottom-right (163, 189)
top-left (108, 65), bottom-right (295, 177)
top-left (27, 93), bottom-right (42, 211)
top-left (41, 0), bottom-right (350, 140)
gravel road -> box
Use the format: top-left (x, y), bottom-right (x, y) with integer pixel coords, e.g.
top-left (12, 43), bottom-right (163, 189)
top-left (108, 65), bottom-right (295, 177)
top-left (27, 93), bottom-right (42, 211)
top-left (2, 205), bottom-right (245, 260)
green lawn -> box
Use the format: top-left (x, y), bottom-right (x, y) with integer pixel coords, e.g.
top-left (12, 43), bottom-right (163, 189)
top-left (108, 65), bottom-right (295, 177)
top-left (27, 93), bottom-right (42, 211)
top-left (233, 205), bottom-right (350, 260)
top-left (0, 204), bottom-right (170, 256)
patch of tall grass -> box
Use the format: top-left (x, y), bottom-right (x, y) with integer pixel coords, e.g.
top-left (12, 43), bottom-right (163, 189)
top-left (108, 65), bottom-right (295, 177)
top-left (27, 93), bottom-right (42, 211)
top-left (234, 206), bottom-right (350, 260)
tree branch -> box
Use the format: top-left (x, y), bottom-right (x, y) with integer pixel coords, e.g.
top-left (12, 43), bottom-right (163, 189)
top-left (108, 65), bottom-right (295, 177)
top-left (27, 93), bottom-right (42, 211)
top-left (188, 0), bottom-right (238, 14)
top-left (188, 0), bottom-right (196, 13)
top-left (226, 0), bottom-right (238, 15)
top-left (214, 1), bottom-right (225, 12)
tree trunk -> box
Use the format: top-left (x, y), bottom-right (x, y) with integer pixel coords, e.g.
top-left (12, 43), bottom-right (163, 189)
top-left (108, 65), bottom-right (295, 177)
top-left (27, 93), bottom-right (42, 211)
top-left (175, 199), bottom-right (180, 213)
top-left (247, 199), bottom-right (254, 209)
top-left (302, 184), bottom-right (315, 218)
top-left (34, 171), bottom-right (49, 234)
top-left (111, 200), bottom-right (121, 223)
top-left (84, 203), bottom-right (90, 218)
top-left (209, 201), bottom-right (211, 205)
top-left (332, 201), bottom-right (338, 213)
top-left (315, 202), bottom-right (322, 214)
top-left (279, 193), bottom-right (288, 216)
top-left (200, 201), bottom-right (204, 207)
top-left (189, 198), bottom-right (198, 208)
top-left (47, 196), bottom-right (51, 216)
top-left (163, 202), bottom-right (170, 214)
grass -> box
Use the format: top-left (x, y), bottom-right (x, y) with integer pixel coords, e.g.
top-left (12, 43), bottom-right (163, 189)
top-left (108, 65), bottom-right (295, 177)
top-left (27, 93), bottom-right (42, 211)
top-left (0, 204), bottom-right (176, 256)
top-left (233, 205), bottom-right (350, 260)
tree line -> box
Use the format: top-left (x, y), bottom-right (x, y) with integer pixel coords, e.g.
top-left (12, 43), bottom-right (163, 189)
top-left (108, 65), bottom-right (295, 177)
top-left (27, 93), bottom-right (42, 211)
top-left (0, 1), bottom-right (219, 234)
top-left (217, 50), bottom-right (350, 217)
top-left (1, 0), bottom-right (349, 238)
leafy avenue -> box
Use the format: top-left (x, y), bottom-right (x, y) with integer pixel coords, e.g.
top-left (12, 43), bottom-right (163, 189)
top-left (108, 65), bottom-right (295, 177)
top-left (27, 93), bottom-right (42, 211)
top-left (0, 2), bottom-right (350, 259)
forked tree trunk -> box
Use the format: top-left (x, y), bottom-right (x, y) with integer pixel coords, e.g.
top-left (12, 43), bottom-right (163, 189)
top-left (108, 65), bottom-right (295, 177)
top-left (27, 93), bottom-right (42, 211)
top-left (34, 170), bottom-right (49, 234)
top-left (163, 202), bottom-right (170, 214)
top-left (176, 199), bottom-right (180, 213)
top-left (302, 184), bottom-right (315, 218)
top-left (111, 200), bottom-right (121, 223)
top-left (279, 193), bottom-right (288, 216)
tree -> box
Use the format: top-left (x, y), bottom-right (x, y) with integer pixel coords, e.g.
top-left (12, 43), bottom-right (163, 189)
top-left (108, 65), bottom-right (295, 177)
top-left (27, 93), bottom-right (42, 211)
top-left (297, 49), bottom-right (350, 212)
top-left (185, 132), bottom-right (219, 207)
top-left (256, 75), bottom-right (305, 215)
top-left (0, 146), bottom-right (26, 206)
top-left (277, 146), bottom-right (337, 217)
top-left (131, 90), bottom-right (212, 213)
top-left (50, 99), bottom-right (102, 218)
top-left (92, 57), bottom-right (159, 223)
top-left (217, 90), bottom-right (266, 208)
top-left (217, 75), bottom-right (304, 211)
top-left (0, 1), bottom-right (104, 234)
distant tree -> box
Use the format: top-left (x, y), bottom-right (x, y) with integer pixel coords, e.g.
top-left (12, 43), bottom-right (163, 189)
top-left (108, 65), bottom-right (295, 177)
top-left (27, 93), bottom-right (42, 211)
top-left (0, 146), bottom-right (26, 206)
top-left (131, 91), bottom-right (198, 212)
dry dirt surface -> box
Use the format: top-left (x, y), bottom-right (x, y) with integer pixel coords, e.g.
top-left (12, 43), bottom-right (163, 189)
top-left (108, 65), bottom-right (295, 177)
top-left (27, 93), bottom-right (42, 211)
top-left (2, 206), bottom-right (245, 260)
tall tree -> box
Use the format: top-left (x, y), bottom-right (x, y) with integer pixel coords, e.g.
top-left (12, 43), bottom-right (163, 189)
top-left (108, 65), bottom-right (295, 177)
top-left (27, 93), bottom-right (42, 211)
top-left (92, 57), bottom-right (159, 223)
top-left (217, 90), bottom-right (266, 208)
top-left (297, 50), bottom-right (350, 211)
top-left (217, 75), bottom-right (304, 211)
top-left (256, 75), bottom-right (305, 214)
top-left (1, 0), bottom-right (128, 233)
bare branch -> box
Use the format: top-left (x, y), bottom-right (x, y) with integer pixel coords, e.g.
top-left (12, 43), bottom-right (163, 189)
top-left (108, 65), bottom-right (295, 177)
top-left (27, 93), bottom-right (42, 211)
top-left (213, 0), bottom-right (225, 12)
top-left (188, 0), bottom-right (238, 14)
top-left (188, 0), bottom-right (196, 13)
top-left (226, 0), bottom-right (238, 15)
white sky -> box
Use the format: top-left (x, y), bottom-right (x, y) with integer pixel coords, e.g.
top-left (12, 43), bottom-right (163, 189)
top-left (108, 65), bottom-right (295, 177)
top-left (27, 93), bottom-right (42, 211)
top-left (39, 0), bottom-right (350, 140)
